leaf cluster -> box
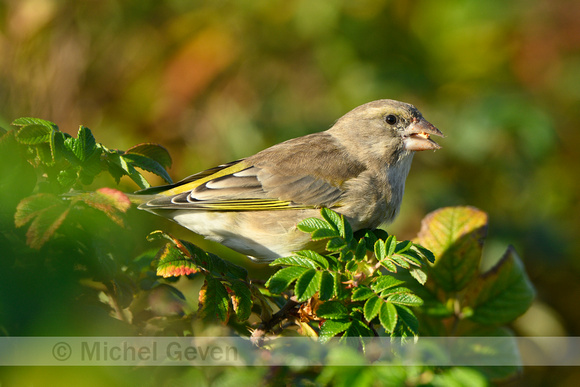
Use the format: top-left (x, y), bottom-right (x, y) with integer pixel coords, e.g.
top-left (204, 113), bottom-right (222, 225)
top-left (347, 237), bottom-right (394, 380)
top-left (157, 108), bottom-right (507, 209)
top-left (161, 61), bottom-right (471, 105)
top-left (8, 117), bottom-right (172, 191)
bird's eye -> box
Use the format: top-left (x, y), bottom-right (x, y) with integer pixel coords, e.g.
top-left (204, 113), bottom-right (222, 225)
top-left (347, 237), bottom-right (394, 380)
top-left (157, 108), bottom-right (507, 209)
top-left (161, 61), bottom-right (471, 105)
top-left (385, 114), bottom-right (398, 125)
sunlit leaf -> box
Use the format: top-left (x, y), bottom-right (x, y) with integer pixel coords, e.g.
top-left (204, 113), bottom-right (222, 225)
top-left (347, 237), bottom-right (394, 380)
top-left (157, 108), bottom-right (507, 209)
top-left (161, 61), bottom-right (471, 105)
top-left (316, 301), bottom-right (348, 319)
top-left (379, 302), bottom-right (398, 332)
top-left (15, 124), bottom-right (52, 145)
top-left (126, 143), bottom-right (172, 169)
top-left (363, 295), bottom-right (382, 321)
top-left (319, 320), bottom-right (351, 342)
top-left (14, 194), bottom-right (70, 249)
top-left (319, 271), bottom-right (335, 300)
top-left (295, 269), bottom-right (321, 302)
top-left (230, 280), bottom-right (252, 322)
top-left (463, 245), bottom-right (535, 325)
top-left (415, 206), bottom-right (487, 292)
top-left (266, 266), bottom-right (309, 294)
top-left (199, 276), bottom-right (230, 323)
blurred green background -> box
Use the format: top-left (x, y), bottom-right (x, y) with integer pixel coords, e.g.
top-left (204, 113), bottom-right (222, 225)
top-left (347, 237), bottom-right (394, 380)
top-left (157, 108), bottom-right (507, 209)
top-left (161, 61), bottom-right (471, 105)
top-left (1, 0), bottom-right (579, 385)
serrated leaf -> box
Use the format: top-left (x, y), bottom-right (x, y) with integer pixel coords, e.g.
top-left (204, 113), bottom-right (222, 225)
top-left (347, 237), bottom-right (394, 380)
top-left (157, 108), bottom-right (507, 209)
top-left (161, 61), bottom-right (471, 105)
top-left (395, 240), bottom-right (412, 254)
top-left (229, 280), bottom-right (252, 321)
top-left (319, 320), bottom-right (352, 342)
top-left (391, 255), bottom-right (411, 269)
top-left (311, 228), bottom-right (340, 240)
top-left (12, 117), bottom-right (58, 129)
top-left (155, 243), bottom-right (199, 278)
top-left (351, 286), bottom-right (374, 301)
top-left (412, 243), bottom-right (436, 264)
top-left (126, 143), bottom-right (172, 168)
top-left (270, 255), bottom-right (320, 269)
top-left (199, 277), bottom-right (230, 323)
top-left (380, 259), bottom-right (398, 272)
top-left (73, 126), bottom-right (97, 162)
top-left (14, 194), bottom-right (70, 249)
top-left (345, 260), bottom-right (357, 272)
top-left (374, 240), bottom-right (387, 260)
top-left (15, 124), bottom-right (52, 145)
top-left (340, 214), bottom-right (353, 242)
top-left (297, 217), bottom-right (332, 233)
top-left (385, 235), bottom-right (397, 256)
top-left (295, 269), bottom-right (321, 302)
top-left (396, 305), bottom-right (419, 336)
top-left (387, 293), bottom-right (424, 307)
top-left (354, 239), bottom-right (367, 261)
top-left (371, 276), bottom-right (405, 293)
top-left (316, 301), bottom-right (349, 319)
top-left (295, 250), bottom-right (329, 269)
top-left (346, 319), bottom-right (373, 338)
top-left (379, 302), bottom-right (398, 332)
top-left (73, 188), bottom-right (131, 227)
top-left (463, 246), bottom-right (535, 325)
top-left (266, 266), bottom-right (309, 294)
top-left (410, 268), bottom-right (428, 285)
top-left (319, 271), bottom-right (335, 301)
top-left (326, 237), bottom-right (347, 251)
top-left (320, 207), bottom-right (342, 232)
top-left (363, 295), bottom-right (382, 321)
top-left (122, 153), bottom-right (173, 184)
top-left (415, 206), bottom-right (487, 292)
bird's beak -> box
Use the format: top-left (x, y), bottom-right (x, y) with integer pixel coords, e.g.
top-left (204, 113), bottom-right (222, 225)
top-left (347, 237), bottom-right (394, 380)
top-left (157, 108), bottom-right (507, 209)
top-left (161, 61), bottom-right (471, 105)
top-left (402, 118), bottom-right (445, 151)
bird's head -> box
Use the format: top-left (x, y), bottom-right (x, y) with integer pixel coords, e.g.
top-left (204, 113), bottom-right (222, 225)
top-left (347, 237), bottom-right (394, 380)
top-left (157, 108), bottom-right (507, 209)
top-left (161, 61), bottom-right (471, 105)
top-left (329, 99), bottom-right (444, 163)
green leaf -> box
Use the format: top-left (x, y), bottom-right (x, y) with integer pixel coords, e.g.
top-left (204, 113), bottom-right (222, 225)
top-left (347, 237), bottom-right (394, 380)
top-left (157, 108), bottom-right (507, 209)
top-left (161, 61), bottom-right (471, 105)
top-left (363, 295), bottom-right (382, 321)
top-left (412, 243), bottom-right (436, 264)
top-left (374, 240), bottom-right (387, 260)
top-left (319, 271), bottom-right (335, 301)
top-left (15, 124), bottom-right (52, 145)
top-left (316, 301), bottom-right (349, 319)
top-left (354, 239), bottom-right (367, 261)
top-left (371, 276), bottom-right (405, 293)
top-left (415, 206), bottom-right (487, 292)
top-left (266, 266), bottom-right (309, 294)
top-left (14, 194), bottom-right (70, 249)
top-left (72, 188), bottom-right (131, 227)
top-left (125, 143), bottom-right (172, 168)
top-left (311, 228), bottom-right (340, 240)
top-left (73, 126), bottom-right (97, 162)
top-left (230, 280), bottom-right (252, 322)
top-left (351, 286), bottom-right (374, 301)
top-left (410, 268), bottom-right (428, 285)
top-left (346, 319), bottom-right (373, 337)
top-left (387, 293), bottom-right (423, 307)
top-left (122, 153), bottom-right (173, 184)
top-left (200, 277), bottom-right (230, 323)
top-left (295, 250), bottom-right (329, 269)
top-left (271, 255), bottom-right (320, 269)
top-left (155, 243), bottom-right (199, 278)
top-left (12, 117), bottom-right (58, 130)
top-left (326, 237), bottom-right (347, 251)
top-left (320, 207), bottom-right (342, 232)
top-left (385, 235), bottom-right (397, 256)
top-left (319, 320), bottom-right (351, 342)
top-left (380, 259), bottom-right (397, 272)
top-left (395, 240), bottom-right (413, 254)
top-left (295, 269), bottom-right (321, 302)
top-left (463, 245), bottom-right (535, 325)
top-left (395, 305), bottom-right (419, 336)
top-left (297, 217), bottom-right (331, 233)
top-left (379, 302), bottom-right (398, 332)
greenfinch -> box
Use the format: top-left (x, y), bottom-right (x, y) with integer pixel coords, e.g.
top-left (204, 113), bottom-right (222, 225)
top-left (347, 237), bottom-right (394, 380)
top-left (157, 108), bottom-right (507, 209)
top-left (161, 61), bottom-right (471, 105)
top-left (137, 99), bottom-right (443, 262)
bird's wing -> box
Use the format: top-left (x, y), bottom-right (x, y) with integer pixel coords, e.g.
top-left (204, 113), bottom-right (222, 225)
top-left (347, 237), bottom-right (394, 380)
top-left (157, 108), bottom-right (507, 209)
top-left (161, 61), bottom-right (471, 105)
top-left (138, 132), bottom-right (366, 211)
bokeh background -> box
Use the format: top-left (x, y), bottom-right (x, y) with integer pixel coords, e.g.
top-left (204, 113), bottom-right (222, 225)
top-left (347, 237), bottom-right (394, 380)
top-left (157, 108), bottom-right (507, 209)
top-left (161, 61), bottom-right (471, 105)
top-left (1, 0), bottom-right (580, 385)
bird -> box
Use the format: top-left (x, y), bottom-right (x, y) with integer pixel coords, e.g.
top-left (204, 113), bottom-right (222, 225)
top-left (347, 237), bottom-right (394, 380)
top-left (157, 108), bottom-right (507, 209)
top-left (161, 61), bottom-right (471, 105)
top-left (136, 99), bottom-right (443, 262)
